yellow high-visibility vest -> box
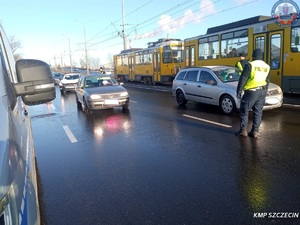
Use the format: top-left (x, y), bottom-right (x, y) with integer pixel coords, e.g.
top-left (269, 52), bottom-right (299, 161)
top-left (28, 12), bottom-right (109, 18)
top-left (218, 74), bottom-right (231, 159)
top-left (244, 60), bottom-right (270, 90)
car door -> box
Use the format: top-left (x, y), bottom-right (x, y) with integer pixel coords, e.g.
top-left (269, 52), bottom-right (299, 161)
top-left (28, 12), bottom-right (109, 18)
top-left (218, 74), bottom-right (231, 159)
top-left (196, 69), bottom-right (220, 105)
top-left (0, 27), bottom-right (40, 225)
top-left (76, 76), bottom-right (85, 103)
top-left (181, 70), bottom-right (200, 101)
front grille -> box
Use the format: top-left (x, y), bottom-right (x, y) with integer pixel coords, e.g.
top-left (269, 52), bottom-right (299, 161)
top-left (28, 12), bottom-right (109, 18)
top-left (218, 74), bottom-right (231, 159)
top-left (101, 93), bottom-right (119, 98)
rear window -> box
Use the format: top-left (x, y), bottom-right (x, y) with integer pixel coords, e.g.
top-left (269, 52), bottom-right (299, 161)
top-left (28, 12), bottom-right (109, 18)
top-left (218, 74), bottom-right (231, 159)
top-left (175, 71), bottom-right (186, 80)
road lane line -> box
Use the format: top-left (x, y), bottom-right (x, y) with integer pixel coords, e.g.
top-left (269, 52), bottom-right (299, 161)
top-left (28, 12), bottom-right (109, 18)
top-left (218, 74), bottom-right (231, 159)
top-left (183, 114), bottom-right (232, 128)
top-left (63, 125), bottom-right (78, 143)
top-left (50, 104), bottom-right (56, 110)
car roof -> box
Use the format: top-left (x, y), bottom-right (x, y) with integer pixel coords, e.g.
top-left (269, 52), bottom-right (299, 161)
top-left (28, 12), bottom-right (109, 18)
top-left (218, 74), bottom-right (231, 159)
top-left (182, 65), bottom-right (235, 70)
top-left (84, 74), bottom-right (112, 79)
top-left (64, 73), bottom-right (80, 76)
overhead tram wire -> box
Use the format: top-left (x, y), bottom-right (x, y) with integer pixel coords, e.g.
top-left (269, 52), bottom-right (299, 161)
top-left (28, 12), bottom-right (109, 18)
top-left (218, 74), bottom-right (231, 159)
top-left (130, 0), bottom-right (259, 41)
top-left (84, 0), bottom-right (259, 52)
top-left (124, 0), bottom-right (199, 36)
top-left (127, 0), bottom-right (212, 35)
top-left (83, 0), bottom-right (199, 48)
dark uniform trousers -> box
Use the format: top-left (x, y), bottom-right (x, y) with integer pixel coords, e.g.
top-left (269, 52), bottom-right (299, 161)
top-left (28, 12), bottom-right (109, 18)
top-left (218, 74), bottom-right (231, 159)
top-left (239, 87), bottom-right (267, 132)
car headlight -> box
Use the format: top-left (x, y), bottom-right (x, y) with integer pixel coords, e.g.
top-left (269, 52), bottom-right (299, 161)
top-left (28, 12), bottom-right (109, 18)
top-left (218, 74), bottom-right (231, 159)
top-left (120, 92), bottom-right (128, 97)
top-left (90, 94), bottom-right (102, 100)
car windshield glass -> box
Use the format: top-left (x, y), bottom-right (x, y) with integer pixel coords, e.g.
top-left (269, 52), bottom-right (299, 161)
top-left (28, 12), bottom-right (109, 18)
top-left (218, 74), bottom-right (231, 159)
top-left (213, 68), bottom-right (240, 83)
top-left (85, 76), bottom-right (118, 88)
top-left (65, 74), bottom-right (79, 80)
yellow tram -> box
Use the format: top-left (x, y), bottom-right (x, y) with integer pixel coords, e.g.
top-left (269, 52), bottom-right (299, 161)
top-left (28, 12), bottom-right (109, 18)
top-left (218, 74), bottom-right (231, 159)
top-left (113, 38), bottom-right (184, 84)
top-left (183, 15), bottom-right (300, 93)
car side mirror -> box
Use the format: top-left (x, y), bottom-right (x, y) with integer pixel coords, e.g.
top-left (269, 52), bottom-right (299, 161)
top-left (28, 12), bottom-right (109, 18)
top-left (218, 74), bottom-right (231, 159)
top-left (13, 59), bottom-right (56, 105)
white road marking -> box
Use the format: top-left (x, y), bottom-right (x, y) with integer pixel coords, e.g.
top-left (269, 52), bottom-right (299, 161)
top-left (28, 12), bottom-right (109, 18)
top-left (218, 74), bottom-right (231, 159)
top-left (51, 103), bottom-right (56, 110)
top-left (130, 100), bottom-right (137, 103)
top-left (63, 125), bottom-right (78, 143)
top-left (183, 114), bottom-right (232, 128)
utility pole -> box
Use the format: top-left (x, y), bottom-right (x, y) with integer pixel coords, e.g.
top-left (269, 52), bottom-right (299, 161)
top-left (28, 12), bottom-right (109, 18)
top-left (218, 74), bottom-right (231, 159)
top-left (68, 38), bottom-right (73, 72)
top-left (76, 19), bottom-right (89, 75)
top-left (122, 0), bottom-right (127, 50)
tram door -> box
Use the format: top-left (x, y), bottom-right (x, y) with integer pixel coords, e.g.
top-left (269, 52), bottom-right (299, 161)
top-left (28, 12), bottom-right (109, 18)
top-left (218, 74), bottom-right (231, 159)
top-left (185, 46), bottom-right (195, 67)
top-left (153, 52), bottom-right (160, 82)
top-left (254, 31), bottom-right (283, 87)
top-left (129, 55), bottom-right (134, 80)
top-left (268, 31), bottom-right (283, 87)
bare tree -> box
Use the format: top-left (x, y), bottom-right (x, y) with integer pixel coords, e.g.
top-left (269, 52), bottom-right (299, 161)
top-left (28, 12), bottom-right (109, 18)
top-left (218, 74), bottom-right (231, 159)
top-left (9, 35), bottom-right (22, 61)
top-left (9, 35), bottom-right (21, 53)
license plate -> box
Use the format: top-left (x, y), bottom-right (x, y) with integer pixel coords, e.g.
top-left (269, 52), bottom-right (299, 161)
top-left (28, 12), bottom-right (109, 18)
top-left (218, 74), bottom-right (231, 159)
top-left (105, 99), bottom-right (118, 105)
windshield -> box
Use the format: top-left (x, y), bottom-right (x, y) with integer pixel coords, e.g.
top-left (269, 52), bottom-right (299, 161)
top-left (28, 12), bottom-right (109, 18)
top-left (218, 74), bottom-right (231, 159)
top-left (213, 68), bottom-right (240, 83)
top-left (65, 74), bottom-right (80, 80)
top-left (85, 76), bottom-right (119, 88)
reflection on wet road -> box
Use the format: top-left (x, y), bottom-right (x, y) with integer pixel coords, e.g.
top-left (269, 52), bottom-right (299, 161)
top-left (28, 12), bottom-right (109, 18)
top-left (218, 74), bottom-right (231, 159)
top-left (29, 86), bottom-right (300, 225)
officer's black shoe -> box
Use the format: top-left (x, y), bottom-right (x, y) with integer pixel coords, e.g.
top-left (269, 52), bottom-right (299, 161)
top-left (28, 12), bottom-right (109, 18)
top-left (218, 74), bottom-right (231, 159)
top-left (248, 131), bottom-right (258, 138)
top-left (235, 129), bottom-right (248, 137)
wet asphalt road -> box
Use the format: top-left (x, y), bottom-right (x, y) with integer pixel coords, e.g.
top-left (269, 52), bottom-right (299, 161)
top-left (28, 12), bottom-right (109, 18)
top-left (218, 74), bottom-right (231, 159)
top-left (29, 85), bottom-right (300, 225)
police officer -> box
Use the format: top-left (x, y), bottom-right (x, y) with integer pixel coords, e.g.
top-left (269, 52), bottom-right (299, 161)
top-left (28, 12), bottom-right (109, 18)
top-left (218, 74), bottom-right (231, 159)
top-left (235, 48), bottom-right (270, 138)
top-left (99, 67), bottom-right (105, 74)
top-left (235, 52), bottom-right (248, 75)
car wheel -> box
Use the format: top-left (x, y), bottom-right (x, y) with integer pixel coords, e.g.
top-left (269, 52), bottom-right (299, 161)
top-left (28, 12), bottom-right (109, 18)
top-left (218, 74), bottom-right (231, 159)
top-left (76, 96), bottom-right (82, 109)
top-left (81, 98), bottom-right (91, 113)
top-left (220, 95), bottom-right (235, 114)
top-left (122, 104), bottom-right (129, 112)
top-left (176, 90), bottom-right (187, 106)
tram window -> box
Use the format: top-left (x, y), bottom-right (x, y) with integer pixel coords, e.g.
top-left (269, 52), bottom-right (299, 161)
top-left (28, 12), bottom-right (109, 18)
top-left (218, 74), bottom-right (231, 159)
top-left (291, 27), bottom-right (300, 53)
top-left (255, 36), bottom-right (265, 52)
top-left (270, 34), bottom-right (281, 69)
top-left (135, 53), bottom-right (143, 65)
top-left (221, 29), bottom-right (248, 58)
top-left (117, 56), bottom-right (122, 66)
top-left (198, 36), bottom-right (219, 60)
top-left (163, 51), bottom-right (172, 63)
top-left (121, 55), bottom-right (128, 66)
top-left (191, 47), bottom-right (195, 66)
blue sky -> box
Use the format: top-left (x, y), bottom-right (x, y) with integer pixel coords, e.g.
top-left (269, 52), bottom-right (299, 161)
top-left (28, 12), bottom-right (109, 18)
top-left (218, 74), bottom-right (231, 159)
top-left (0, 0), bottom-right (286, 67)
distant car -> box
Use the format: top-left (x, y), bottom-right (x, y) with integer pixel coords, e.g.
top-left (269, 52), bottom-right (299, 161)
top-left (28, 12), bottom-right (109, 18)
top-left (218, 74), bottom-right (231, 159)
top-left (75, 75), bottom-right (129, 113)
top-left (52, 72), bottom-right (64, 84)
top-left (59, 73), bottom-right (80, 93)
top-left (172, 66), bottom-right (283, 114)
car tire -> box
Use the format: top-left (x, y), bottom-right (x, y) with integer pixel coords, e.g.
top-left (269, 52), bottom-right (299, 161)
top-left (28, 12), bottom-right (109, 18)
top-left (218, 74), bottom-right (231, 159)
top-left (176, 90), bottom-right (187, 106)
top-left (76, 96), bottom-right (82, 109)
top-left (220, 95), bottom-right (236, 114)
top-left (81, 98), bottom-right (91, 114)
top-left (122, 104), bottom-right (129, 112)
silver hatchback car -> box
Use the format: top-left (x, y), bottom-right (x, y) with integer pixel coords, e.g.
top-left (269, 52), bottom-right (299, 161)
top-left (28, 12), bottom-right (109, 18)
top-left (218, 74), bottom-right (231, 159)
top-left (172, 66), bottom-right (283, 114)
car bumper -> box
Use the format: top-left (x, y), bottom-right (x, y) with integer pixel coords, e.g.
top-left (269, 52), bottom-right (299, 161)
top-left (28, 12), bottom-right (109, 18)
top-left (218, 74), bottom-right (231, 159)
top-left (60, 84), bottom-right (77, 91)
top-left (263, 95), bottom-right (283, 110)
top-left (87, 97), bottom-right (129, 110)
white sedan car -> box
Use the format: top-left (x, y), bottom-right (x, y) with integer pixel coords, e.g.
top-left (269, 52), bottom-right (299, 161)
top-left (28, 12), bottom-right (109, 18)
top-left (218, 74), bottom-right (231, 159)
top-left (172, 66), bottom-right (283, 114)
top-left (59, 73), bottom-right (81, 93)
